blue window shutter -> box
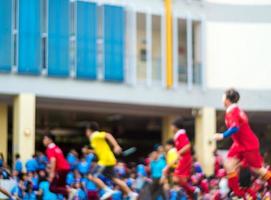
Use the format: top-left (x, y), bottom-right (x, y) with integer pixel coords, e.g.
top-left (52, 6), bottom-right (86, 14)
top-left (18, 0), bottom-right (41, 75)
top-left (48, 0), bottom-right (70, 77)
top-left (0, 1), bottom-right (12, 72)
top-left (104, 5), bottom-right (125, 82)
top-left (76, 2), bottom-right (97, 80)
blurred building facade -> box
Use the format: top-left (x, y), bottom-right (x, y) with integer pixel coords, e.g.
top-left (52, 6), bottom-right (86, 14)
top-left (1, 0), bottom-right (271, 174)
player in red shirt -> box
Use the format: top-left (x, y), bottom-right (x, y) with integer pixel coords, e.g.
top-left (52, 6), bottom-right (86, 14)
top-left (43, 133), bottom-right (75, 198)
top-left (214, 89), bottom-right (271, 197)
top-left (171, 117), bottom-right (200, 198)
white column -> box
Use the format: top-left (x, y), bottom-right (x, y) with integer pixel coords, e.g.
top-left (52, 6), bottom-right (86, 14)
top-left (13, 94), bottom-right (36, 167)
top-left (195, 107), bottom-right (216, 176)
top-left (0, 104), bottom-right (8, 161)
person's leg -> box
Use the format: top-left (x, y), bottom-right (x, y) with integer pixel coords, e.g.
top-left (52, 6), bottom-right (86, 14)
top-left (173, 175), bottom-right (195, 197)
top-left (224, 157), bottom-right (244, 197)
top-left (246, 150), bottom-right (271, 187)
top-left (49, 170), bottom-right (69, 196)
top-left (112, 177), bottom-right (132, 195)
top-left (88, 174), bottom-right (109, 190)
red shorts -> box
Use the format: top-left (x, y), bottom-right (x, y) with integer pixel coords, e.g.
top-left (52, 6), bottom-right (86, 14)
top-left (227, 145), bottom-right (263, 169)
top-left (174, 156), bottom-right (192, 178)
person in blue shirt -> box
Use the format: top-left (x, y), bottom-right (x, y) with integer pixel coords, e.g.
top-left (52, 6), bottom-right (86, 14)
top-left (25, 155), bottom-right (38, 173)
top-left (66, 171), bottom-right (75, 186)
top-left (150, 150), bottom-right (167, 200)
top-left (74, 181), bottom-right (87, 200)
top-left (36, 152), bottom-right (48, 171)
top-left (82, 146), bottom-right (95, 166)
top-left (23, 181), bottom-right (37, 200)
top-left (77, 157), bottom-right (90, 175)
top-left (11, 179), bottom-right (24, 199)
top-left (38, 180), bottom-right (58, 200)
top-left (66, 149), bottom-right (79, 170)
top-left (14, 154), bottom-right (23, 174)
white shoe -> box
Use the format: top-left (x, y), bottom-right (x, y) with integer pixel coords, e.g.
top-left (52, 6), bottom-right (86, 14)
top-left (100, 189), bottom-right (115, 200)
top-left (129, 192), bottom-right (138, 200)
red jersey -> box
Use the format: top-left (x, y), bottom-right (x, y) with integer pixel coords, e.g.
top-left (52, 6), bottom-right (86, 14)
top-left (174, 129), bottom-right (192, 159)
top-left (225, 104), bottom-right (259, 151)
top-left (46, 143), bottom-right (70, 171)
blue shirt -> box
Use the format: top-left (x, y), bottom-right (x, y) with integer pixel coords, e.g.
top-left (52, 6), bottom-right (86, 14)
top-left (32, 176), bottom-right (39, 190)
top-left (76, 188), bottom-right (87, 200)
top-left (150, 158), bottom-right (166, 179)
top-left (23, 191), bottom-right (37, 200)
top-left (78, 161), bottom-right (89, 175)
top-left (112, 190), bottom-right (122, 200)
top-left (11, 186), bottom-right (23, 199)
top-left (85, 153), bottom-right (94, 165)
top-left (66, 172), bottom-right (75, 186)
top-left (81, 177), bottom-right (97, 191)
top-left (25, 158), bottom-right (38, 172)
top-left (15, 159), bottom-right (23, 172)
top-left (37, 155), bottom-right (48, 170)
top-left (67, 153), bottom-right (78, 170)
top-left (39, 181), bottom-right (58, 200)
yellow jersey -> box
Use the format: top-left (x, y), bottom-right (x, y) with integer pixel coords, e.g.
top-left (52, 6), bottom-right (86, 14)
top-left (166, 148), bottom-right (178, 168)
top-left (90, 131), bottom-right (116, 166)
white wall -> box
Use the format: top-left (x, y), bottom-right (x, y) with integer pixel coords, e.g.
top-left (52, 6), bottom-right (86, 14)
top-left (206, 22), bottom-right (271, 89)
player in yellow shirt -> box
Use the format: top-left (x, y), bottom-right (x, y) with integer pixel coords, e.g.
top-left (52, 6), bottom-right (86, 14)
top-left (86, 121), bottom-right (138, 200)
top-left (161, 139), bottom-right (178, 190)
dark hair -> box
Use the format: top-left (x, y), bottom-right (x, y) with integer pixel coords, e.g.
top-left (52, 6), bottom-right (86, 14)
top-left (166, 138), bottom-right (174, 146)
top-left (15, 153), bottom-right (20, 159)
top-left (44, 132), bottom-right (55, 142)
top-left (88, 121), bottom-right (100, 132)
top-left (239, 167), bottom-right (251, 187)
top-left (172, 117), bottom-right (184, 129)
top-left (225, 88), bottom-right (240, 103)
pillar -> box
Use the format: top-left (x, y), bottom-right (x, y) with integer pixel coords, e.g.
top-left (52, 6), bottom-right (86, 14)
top-left (164, 0), bottom-right (173, 88)
top-left (0, 104), bottom-right (8, 161)
top-left (195, 107), bottom-right (216, 176)
top-left (13, 94), bottom-right (36, 166)
top-left (162, 116), bottom-right (176, 145)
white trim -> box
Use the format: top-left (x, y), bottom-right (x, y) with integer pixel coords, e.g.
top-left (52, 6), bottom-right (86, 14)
top-left (11, 0), bottom-right (15, 71)
top-left (226, 104), bottom-right (238, 113)
top-left (161, 13), bottom-right (166, 88)
top-left (186, 15), bottom-right (193, 90)
top-left (200, 16), bottom-right (206, 90)
top-left (174, 129), bottom-right (186, 140)
top-left (14, 0), bottom-right (19, 74)
top-left (44, 0), bottom-right (49, 76)
top-left (173, 16), bottom-right (178, 89)
top-left (146, 12), bottom-right (152, 87)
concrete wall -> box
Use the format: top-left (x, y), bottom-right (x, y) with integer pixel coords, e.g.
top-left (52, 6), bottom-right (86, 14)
top-left (206, 22), bottom-right (271, 89)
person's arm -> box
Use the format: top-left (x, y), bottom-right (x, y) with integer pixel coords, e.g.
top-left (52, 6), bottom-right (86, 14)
top-left (0, 186), bottom-right (12, 198)
top-left (214, 126), bottom-right (239, 141)
top-left (48, 157), bottom-right (56, 182)
top-left (177, 144), bottom-right (191, 156)
top-left (105, 133), bottom-right (122, 154)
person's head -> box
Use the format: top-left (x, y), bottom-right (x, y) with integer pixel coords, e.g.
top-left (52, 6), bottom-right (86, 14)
top-left (223, 88), bottom-right (240, 108)
top-left (81, 146), bottom-right (89, 155)
top-left (150, 151), bottom-right (159, 161)
top-left (15, 153), bottom-right (20, 159)
top-left (171, 117), bottom-right (184, 134)
top-left (86, 121), bottom-right (100, 137)
top-left (42, 132), bottom-right (55, 147)
top-left (165, 139), bottom-right (174, 152)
